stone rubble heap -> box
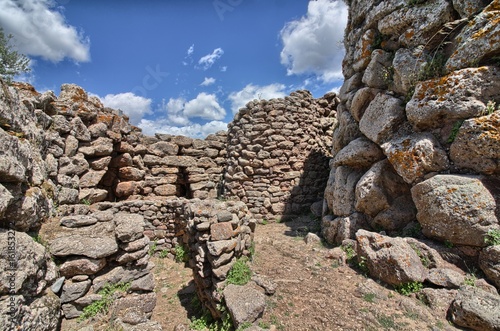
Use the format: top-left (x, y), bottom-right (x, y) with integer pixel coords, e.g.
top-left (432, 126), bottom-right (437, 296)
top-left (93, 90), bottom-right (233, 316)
top-left (323, 1), bottom-right (500, 330)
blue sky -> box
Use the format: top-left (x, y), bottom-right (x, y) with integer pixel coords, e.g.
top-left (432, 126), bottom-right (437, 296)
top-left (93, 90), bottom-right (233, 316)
top-left (0, 0), bottom-right (348, 138)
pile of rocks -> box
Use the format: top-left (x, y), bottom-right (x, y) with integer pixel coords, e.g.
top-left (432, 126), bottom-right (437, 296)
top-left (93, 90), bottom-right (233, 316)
top-left (324, 1), bottom-right (500, 330)
top-left (226, 90), bottom-right (337, 220)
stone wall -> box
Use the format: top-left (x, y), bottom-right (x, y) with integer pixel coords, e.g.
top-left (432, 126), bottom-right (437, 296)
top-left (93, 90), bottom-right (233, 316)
top-left (226, 90), bottom-right (337, 220)
top-left (324, 1), bottom-right (500, 329)
top-left (0, 80), bottom-right (246, 329)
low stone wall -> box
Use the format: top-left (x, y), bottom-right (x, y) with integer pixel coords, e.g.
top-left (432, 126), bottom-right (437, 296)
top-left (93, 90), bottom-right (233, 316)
top-left (226, 90), bottom-right (337, 220)
top-left (38, 198), bottom-right (254, 325)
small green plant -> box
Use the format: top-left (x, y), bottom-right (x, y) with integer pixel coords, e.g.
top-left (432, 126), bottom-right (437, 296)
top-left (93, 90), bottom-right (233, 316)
top-left (174, 244), bottom-right (188, 263)
top-left (358, 256), bottom-right (369, 274)
top-left (148, 240), bottom-right (157, 256)
top-left (261, 219), bottom-right (268, 225)
top-left (408, 0), bottom-right (427, 7)
top-left (371, 33), bottom-right (389, 50)
top-left (190, 313), bottom-right (212, 330)
top-left (447, 120), bottom-right (464, 143)
top-left (341, 243), bottom-right (356, 261)
top-left (464, 273), bottom-right (477, 287)
top-left (258, 320), bottom-right (270, 329)
top-left (376, 313), bottom-right (397, 329)
top-left (418, 51), bottom-right (446, 81)
top-left (236, 322), bottom-right (253, 330)
top-left (395, 281), bottom-right (423, 296)
top-left (363, 292), bottom-right (376, 303)
top-left (79, 282), bottom-right (131, 321)
top-left (249, 242), bottom-right (256, 260)
top-left (227, 257), bottom-right (252, 286)
top-left (159, 249), bottom-right (169, 259)
top-left (485, 100), bottom-right (498, 115)
top-left (485, 229), bottom-right (500, 246)
top-left (401, 223), bottom-right (422, 238)
top-left (80, 198), bottom-right (91, 205)
top-left (444, 240), bottom-right (454, 248)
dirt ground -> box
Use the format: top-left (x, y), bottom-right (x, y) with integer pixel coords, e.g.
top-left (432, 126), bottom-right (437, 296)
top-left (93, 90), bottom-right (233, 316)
top-left (151, 215), bottom-right (461, 331)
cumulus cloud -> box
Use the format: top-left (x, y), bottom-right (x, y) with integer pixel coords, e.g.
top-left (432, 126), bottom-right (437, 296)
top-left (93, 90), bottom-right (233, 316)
top-left (228, 83), bottom-right (287, 114)
top-left (198, 48), bottom-right (224, 70)
top-left (138, 119), bottom-right (227, 139)
top-left (200, 77), bottom-right (216, 86)
top-left (101, 93), bottom-right (152, 125)
top-left (0, 0), bottom-right (90, 62)
top-left (160, 93), bottom-right (225, 122)
top-left (183, 92), bottom-right (226, 120)
top-left (280, 0), bottom-right (347, 83)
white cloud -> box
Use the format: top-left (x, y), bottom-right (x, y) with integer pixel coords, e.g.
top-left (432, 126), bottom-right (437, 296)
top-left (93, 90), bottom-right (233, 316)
top-left (183, 44), bottom-right (195, 66)
top-left (156, 92), bottom-right (226, 128)
top-left (184, 92), bottom-right (226, 120)
top-left (228, 83), bottom-right (287, 114)
top-left (200, 77), bottom-right (216, 86)
top-left (198, 48), bottom-right (224, 70)
top-left (101, 93), bottom-right (152, 125)
top-left (280, 0), bottom-right (348, 83)
top-left (0, 0), bottom-right (90, 62)
top-left (138, 119), bottom-right (227, 139)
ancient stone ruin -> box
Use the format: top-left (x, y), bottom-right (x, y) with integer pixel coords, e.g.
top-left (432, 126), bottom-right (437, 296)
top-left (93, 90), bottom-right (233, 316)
top-left (0, 0), bottom-right (500, 330)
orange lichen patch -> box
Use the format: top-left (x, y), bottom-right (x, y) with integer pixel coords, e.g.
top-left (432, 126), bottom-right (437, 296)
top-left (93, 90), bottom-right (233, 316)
top-left (404, 29), bottom-right (415, 40)
top-left (387, 148), bottom-right (425, 180)
top-left (11, 82), bottom-right (39, 97)
top-left (96, 114), bottom-right (115, 127)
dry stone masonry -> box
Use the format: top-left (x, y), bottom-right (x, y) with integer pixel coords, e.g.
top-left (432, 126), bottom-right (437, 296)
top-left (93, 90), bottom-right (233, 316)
top-left (226, 90), bottom-right (337, 221)
top-left (0, 77), bottom-right (335, 329)
top-left (324, 1), bottom-right (500, 329)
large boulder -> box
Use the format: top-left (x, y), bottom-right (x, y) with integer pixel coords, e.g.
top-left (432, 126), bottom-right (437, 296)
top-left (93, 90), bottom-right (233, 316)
top-left (446, 3), bottom-right (500, 71)
top-left (382, 133), bottom-right (449, 184)
top-left (0, 230), bottom-right (57, 296)
top-left (479, 245), bottom-right (500, 290)
top-left (411, 175), bottom-right (499, 246)
top-left (48, 221), bottom-right (118, 259)
top-left (406, 67), bottom-right (500, 131)
top-left (223, 284), bottom-right (266, 328)
top-left (355, 230), bottom-right (427, 286)
top-left (355, 159), bottom-right (415, 231)
top-left (450, 286), bottom-right (500, 331)
top-left (450, 112), bottom-right (500, 175)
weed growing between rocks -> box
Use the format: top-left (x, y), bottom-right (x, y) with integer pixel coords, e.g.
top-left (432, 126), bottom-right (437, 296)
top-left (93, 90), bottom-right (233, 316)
top-left (447, 120), bottom-right (464, 143)
top-left (226, 257), bottom-right (252, 286)
top-left (394, 282), bottom-right (423, 296)
top-left (485, 229), bottom-right (500, 246)
top-left (174, 244), bottom-right (189, 263)
top-left (78, 282), bottom-right (131, 321)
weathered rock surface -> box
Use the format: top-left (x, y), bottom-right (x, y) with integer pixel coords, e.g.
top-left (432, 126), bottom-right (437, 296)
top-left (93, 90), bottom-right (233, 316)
top-left (406, 67), bottom-right (500, 131)
top-left (359, 93), bottom-right (405, 144)
top-left (446, 3), bottom-right (500, 71)
top-left (411, 175), bottom-right (499, 246)
top-left (223, 284), bottom-right (266, 328)
top-left (450, 112), bottom-right (500, 175)
top-left (356, 230), bottom-right (427, 286)
top-left (49, 222), bottom-right (118, 259)
top-left (451, 286), bottom-right (500, 331)
top-left (480, 245), bottom-right (500, 290)
top-left (355, 159), bottom-right (415, 231)
top-left (382, 133), bottom-right (449, 184)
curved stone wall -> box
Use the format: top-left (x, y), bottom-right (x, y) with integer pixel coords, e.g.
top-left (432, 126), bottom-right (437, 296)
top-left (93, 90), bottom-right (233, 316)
top-left (225, 90), bottom-right (338, 221)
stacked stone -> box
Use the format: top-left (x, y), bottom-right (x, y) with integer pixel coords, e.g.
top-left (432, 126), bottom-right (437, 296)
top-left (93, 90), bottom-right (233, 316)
top-left (324, 1), bottom-right (500, 329)
top-left (184, 199), bottom-right (255, 318)
top-left (41, 207), bottom-right (156, 325)
top-left (226, 90), bottom-right (337, 221)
